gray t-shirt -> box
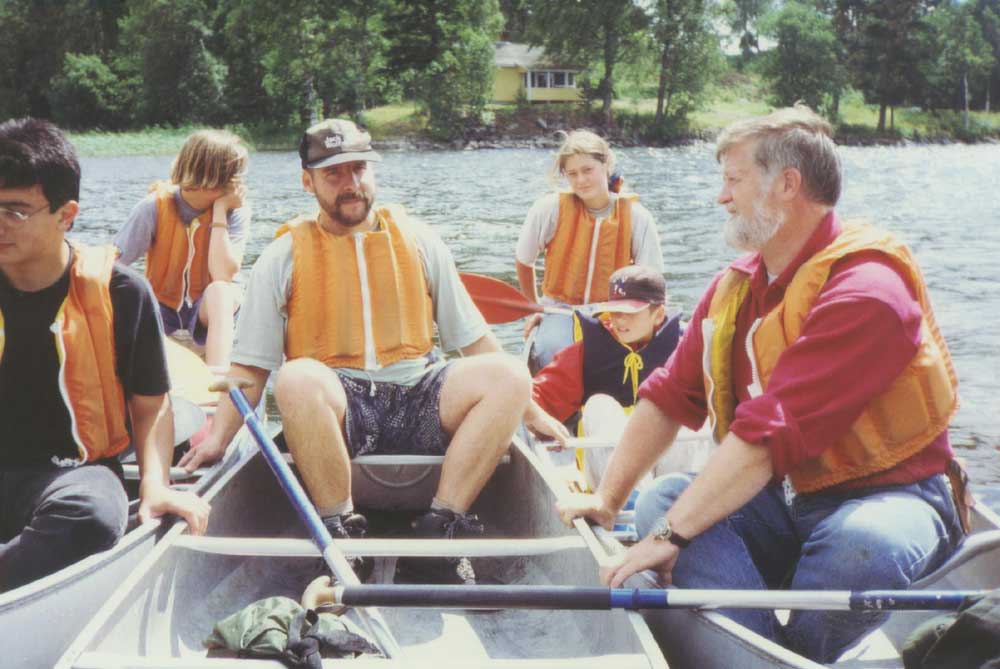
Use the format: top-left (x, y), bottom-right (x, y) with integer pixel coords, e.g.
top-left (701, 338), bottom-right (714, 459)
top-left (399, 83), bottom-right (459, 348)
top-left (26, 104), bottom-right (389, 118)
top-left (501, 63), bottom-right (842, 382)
top-left (114, 187), bottom-right (249, 269)
top-left (515, 192), bottom-right (663, 272)
top-left (231, 210), bottom-right (489, 386)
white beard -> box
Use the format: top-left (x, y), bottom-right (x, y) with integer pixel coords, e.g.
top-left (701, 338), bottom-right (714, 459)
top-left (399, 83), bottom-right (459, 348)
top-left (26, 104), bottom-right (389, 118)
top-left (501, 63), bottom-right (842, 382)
top-left (723, 196), bottom-right (786, 252)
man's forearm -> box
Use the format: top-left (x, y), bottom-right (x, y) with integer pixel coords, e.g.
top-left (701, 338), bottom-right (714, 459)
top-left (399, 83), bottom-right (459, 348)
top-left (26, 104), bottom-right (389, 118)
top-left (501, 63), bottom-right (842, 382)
top-left (597, 399), bottom-right (681, 512)
top-left (209, 363), bottom-right (268, 444)
top-left (130, 393), bottom-right (173, 490)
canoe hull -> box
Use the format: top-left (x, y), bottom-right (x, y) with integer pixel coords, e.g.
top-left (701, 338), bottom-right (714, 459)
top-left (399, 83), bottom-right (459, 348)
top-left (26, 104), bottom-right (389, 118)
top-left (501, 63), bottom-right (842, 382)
top-left (56, 440), bottom-right (667, 667)
top-left (636, 505), bottom-right (1000, 669)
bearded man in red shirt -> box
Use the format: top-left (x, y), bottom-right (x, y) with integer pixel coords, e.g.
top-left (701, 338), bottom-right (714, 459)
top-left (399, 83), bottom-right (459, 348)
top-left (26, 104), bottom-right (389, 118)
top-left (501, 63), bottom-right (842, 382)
top-left (559, 104), bottom-right (966, 663)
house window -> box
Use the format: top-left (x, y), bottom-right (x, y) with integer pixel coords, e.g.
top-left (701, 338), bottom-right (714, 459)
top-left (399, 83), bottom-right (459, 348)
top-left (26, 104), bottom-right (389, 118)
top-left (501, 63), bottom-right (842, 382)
top-left (551, 72), bottom-right (566, 87)
top-left (531, 71), bottom-right (550, 88)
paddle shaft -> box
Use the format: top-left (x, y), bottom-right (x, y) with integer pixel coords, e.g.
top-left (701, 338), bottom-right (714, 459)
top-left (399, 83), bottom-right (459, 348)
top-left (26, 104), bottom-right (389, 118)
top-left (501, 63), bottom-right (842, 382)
top-left (333, 585), bottom-right (988, 612)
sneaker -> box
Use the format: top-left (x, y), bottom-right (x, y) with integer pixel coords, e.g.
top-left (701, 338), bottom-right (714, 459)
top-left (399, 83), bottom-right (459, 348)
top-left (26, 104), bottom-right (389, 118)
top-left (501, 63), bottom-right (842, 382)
top-left (394, 509), bottom-right (484, 585)
top-left (322, 512), bottom-right (373, 583)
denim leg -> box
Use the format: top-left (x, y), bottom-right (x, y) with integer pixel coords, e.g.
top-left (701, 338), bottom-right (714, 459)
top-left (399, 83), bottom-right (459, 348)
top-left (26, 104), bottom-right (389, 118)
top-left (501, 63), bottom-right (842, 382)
top-left (785, 475), bottom-right (962, 663)
top-left (530, 312), bottom-right (574, 370)
top-left (635, 475), bottom-right (796, 643)
top-left (0, 465), bottom-right (128, 591)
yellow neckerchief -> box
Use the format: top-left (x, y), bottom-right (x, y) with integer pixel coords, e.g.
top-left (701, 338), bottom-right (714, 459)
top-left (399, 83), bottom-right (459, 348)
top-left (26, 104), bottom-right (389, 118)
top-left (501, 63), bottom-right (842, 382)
top-left (599, 312), bottom-right (654, 404)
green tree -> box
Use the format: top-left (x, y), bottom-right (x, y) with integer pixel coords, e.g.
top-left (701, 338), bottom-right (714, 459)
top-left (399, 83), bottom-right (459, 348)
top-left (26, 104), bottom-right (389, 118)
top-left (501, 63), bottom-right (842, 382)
top-left (647, 0), bottom-right (723, 128)
top-left (759, 2), bottom-right (846, 112)
top-left (850, 0), bottom-right (931, 131)
top-left (499, 0), bottom-right (532, 41)
top-left (1, 0), bottom-right (114, 119)
top-left (49, 53), bottom-right (129, 129)
top-left (386, 0), bottom-right (503, 140)
top-left (117, 0), bottom-right (227, 125)
top-left (923, 2), bottom-right (993, 126)
top-left (724, 0), bottom-right (773, 64)
top-left (527, 0), bottom-right (649, 125)
top-left (973, 0), bottom-right (1000, 111)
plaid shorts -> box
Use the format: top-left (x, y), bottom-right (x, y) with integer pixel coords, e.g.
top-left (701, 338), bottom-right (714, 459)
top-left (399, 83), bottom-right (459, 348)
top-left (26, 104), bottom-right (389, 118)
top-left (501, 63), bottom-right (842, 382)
top-left (338, 363), bottom-right (452, 458)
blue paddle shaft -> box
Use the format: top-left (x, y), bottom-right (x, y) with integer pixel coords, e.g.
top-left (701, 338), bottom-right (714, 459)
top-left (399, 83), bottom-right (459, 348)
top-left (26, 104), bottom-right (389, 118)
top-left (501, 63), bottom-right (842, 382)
top-left (336, 585), bottom-right (988, 611)
top-left (227, 388), bottom-right (332, 553)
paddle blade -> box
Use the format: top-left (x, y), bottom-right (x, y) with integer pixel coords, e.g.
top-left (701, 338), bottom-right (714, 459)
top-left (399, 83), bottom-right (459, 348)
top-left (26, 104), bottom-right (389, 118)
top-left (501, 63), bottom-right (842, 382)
top-left (460, 272), bottom-right (543, 324)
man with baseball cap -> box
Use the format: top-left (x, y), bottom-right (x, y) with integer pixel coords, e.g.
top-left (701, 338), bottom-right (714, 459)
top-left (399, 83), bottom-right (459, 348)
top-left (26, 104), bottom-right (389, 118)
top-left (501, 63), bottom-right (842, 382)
top-left (181, 119), bottom-right (548, 586)
top-left (531, 265), bottom-right (709, 490)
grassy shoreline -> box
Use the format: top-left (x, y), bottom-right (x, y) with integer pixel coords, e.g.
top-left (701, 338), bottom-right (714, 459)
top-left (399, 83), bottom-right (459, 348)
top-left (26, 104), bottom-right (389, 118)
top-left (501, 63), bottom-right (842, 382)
top-left (68, 97), bottom-right (999, 157)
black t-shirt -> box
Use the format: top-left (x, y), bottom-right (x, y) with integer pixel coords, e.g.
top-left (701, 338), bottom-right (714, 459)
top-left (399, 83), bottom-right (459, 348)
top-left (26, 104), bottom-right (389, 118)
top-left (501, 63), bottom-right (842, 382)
top-left (0, 245), bottom-right (170, 467)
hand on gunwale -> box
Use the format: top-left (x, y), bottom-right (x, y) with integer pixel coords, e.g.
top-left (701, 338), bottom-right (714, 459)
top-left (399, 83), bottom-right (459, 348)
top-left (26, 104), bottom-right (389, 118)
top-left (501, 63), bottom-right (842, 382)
top-left (600, 535), bottom-right (679, 588)
top-left (524, 403), bottom-right (571, 449)
top-left (177, 433), bottom-right (226, 472)
top-left (556, 492), bottom-right (616, 530)
top-left (138, 483), bottom-right (211, 535)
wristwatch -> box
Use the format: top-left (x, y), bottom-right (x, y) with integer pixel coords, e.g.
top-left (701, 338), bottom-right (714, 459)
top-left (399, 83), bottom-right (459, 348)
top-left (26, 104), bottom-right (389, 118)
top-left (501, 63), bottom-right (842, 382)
top-left (649, 517), bottom-right (691, 549)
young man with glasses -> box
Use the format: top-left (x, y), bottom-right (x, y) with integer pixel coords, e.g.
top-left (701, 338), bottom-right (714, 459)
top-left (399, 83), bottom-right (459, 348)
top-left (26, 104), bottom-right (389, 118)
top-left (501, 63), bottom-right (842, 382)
top-left (0, 118), bottom-right (210, 592)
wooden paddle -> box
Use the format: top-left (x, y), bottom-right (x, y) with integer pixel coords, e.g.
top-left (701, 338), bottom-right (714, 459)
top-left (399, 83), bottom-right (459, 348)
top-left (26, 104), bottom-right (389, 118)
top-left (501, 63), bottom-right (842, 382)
top-left (330, 584), bottom-right (990, 613)
top-left (460, 272), bottom-right (572, 324)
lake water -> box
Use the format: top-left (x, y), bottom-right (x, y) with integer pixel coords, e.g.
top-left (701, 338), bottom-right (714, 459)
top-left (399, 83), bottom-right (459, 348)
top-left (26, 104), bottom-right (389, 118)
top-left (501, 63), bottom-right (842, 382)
top-left (74, 143), bottom-right (1000, 486)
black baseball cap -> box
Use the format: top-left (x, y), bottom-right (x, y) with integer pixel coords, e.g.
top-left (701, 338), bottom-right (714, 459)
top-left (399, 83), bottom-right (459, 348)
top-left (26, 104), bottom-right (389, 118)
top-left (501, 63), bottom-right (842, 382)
top-left (299, 119), bottom-right (381, 169)
top-left (589, 265), bottom-right (667, 314)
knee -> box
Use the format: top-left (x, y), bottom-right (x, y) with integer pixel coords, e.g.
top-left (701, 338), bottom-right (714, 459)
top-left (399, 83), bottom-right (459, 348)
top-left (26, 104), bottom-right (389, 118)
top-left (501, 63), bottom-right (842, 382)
top-left (583, 394), bottom-right (619, 414)
top-left (274, 359), bottom-right (330, 407)
top-left (41, 483), bottom-right (127, 554)
top-left (482, 353), bottom-right (532, 409)
top-left (634, 473), bottom-right (692, 537)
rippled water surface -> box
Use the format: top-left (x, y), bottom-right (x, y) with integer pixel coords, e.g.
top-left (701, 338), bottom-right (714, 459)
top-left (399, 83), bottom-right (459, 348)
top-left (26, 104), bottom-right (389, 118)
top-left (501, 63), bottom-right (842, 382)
top-left (75, 144), bottom-right (1000, 485)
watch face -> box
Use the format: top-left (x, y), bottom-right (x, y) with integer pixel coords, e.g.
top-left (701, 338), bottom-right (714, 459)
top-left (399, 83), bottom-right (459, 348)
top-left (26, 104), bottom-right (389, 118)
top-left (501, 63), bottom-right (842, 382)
top-left (651, 517), bottom-right (670, 540)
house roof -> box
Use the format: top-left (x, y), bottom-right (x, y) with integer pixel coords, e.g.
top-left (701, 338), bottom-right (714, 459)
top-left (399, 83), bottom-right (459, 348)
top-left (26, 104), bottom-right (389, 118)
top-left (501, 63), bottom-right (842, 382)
top-left (494, 42), bottom-right (578, 71)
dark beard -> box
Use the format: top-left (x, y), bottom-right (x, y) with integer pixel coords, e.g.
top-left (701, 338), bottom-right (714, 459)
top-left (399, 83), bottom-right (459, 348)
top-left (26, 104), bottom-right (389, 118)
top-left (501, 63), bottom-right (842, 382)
top-left (328, 192), bottom-right (373, 227)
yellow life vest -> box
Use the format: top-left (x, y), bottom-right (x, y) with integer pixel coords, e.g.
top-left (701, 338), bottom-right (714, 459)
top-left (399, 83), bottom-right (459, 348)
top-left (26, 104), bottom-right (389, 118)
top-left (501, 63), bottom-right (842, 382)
top-left (541, 192), bottom-right (636, 305)
top-left (281, 206), bottom-right (435, 369)
top-left (702, 224), bottom-right (958, 493)
top-left (145, 181), bottom-right (212, 309)
top-left (0, 244), bottom-right (130, 463)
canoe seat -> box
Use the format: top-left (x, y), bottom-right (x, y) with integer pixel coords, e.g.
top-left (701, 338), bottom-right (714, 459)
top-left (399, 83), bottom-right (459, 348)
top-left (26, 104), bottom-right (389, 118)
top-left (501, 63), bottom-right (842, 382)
top-left (280, 452), bottom-right (511, 466)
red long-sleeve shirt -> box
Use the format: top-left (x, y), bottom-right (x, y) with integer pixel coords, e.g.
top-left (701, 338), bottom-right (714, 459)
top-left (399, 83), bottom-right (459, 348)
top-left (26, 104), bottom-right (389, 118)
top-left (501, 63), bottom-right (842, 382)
top-left (532, 340), bottom-right (587, 422)
top-left (638, 212), bottom-right (952, 490)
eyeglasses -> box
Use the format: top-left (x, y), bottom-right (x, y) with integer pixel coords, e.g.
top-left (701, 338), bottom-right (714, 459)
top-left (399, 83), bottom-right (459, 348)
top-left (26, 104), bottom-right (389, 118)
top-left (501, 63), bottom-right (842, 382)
top-left (0, 203), bottom-right (50, 225)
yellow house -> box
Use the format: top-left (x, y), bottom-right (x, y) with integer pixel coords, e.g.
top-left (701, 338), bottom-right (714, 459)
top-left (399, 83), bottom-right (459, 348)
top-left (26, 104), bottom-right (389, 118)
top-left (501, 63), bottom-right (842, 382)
top-left (493, 42), bottom-right (582, 104)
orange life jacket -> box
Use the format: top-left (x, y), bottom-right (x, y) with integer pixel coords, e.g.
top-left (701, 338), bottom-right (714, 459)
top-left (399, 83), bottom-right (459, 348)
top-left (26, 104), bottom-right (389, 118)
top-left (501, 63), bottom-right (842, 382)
top-left (0, 244), bottom-right (130, 463)
top-left (541, 192), bottom-right (636, 304)
top-left (702, 224), bottom-right (958, 493)
top-left (145, 182), bottom-right (212, 310)
top-left (281, 206), bottom-right (435, 369)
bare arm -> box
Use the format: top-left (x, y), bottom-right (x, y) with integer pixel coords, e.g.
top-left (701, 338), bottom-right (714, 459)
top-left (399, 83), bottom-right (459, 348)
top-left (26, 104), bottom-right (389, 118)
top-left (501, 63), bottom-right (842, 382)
top-left (177, 363), bottom-right (269, 471)
top-left (131, 393), bottom-right (210, 534)
top-left (206, 184), bottom-right (245, 281)
top-left (516, 260), bottom-right (539, 303)
top-left (602, 430), bottom-right (773, 588)
top-left (558, 399), bottom-right (681, 528)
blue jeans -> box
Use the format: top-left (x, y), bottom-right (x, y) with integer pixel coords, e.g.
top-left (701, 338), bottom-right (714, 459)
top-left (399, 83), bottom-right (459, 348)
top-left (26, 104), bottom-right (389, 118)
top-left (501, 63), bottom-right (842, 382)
top-left (634, 472), bottom-right (964, 663)
top-left (530, 311), bottom-right (574, 370)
